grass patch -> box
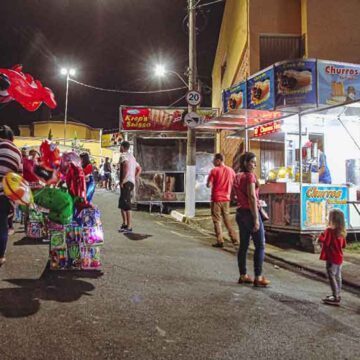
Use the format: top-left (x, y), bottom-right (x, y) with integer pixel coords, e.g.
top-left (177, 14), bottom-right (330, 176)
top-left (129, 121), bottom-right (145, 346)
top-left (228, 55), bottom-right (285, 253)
top-left (345, 241), bottom-right (360, 254)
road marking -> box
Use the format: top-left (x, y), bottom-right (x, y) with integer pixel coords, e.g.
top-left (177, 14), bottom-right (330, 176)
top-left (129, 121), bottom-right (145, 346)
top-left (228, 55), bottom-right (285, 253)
top-left (155, 221), bottom-right (166, 227)
top-left (170, 230), bottom-right (193, 238)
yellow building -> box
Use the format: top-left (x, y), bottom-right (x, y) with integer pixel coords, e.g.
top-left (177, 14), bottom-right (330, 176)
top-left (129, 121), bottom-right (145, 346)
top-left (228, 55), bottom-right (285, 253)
top-left (15, 120), bottom-right (115, 164)
top-left (212, 0), bottom-right (360, 171)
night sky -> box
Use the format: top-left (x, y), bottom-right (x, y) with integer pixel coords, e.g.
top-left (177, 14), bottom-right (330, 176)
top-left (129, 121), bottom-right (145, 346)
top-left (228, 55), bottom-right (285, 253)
top-left (0, 0), bottom-right (224, 131)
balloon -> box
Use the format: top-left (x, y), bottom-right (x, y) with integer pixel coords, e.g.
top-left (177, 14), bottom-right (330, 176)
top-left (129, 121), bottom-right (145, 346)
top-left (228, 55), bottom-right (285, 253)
top-left (23, 158), bottom-right (40, 183)
top-left (34, 187), bottom-right (74, 225)
top-left (66, 163), bottom-right (87, 204)
top-left (86, 175), bottom-right (95, 203)
top-left (33, 166), bottom-right (59, 185)
top-left (60, 152), bottom-right (81, 174)
top-left (2, 172), bottom-right (33, 206)
top-left (0, 64), bottom-right (57, 111)
top-left (39, 139), bottom-right (61, 171)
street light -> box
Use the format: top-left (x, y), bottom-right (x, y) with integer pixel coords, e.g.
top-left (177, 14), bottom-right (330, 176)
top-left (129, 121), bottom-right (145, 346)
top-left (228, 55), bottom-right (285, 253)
top-left (60, 67), bottom-right (76, 145)
top-left (154, 64), bottom-right (189, 88)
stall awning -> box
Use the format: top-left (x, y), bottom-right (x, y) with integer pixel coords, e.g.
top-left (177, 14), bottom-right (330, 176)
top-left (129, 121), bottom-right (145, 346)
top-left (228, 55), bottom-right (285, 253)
top-left (198, 108), bottom-right (296, 131)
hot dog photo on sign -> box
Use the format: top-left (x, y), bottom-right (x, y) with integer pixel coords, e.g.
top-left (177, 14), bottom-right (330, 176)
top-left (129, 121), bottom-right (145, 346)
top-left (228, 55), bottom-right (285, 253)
top-left (277, 69), bottom-right (313, 94)
top-left (251, 79), bottom-right (271, 105)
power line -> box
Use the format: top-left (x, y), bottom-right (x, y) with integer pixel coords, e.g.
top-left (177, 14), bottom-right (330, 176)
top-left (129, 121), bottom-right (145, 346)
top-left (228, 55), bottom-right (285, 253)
top-left (196, 0), bottom-right (224, 9)
top-left (69, 78), bottom-right (187, 94)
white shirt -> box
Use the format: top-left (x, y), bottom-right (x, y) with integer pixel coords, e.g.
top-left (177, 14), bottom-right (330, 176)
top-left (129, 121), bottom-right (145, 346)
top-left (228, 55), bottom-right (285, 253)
top-left (120, 152), bottom-right (139, 185)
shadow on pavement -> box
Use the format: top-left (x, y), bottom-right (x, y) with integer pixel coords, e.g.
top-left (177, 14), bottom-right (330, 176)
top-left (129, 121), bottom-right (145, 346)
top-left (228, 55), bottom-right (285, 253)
top-left (0, 266), bottom-right (102, 318)
top-left (123, 233), bottom-right (153, 241)
top-left (13, 236), bottom-right (48, 246)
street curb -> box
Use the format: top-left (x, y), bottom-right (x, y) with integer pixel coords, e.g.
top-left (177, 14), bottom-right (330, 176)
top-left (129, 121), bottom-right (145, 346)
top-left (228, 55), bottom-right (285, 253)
top-left (169, 212), bottom-right (360, 293)
top-left (170, 210), bottom-right (187, 223)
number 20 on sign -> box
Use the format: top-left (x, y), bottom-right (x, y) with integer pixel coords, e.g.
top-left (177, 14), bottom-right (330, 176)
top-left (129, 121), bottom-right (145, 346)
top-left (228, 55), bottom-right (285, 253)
top-left (186, 90), bottom-right (202, 106)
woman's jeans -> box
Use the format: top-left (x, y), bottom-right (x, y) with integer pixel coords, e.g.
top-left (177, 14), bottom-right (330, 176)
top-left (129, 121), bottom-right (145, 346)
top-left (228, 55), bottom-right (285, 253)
top-left (236, 208), bottom-right (265, 277)
top-left (0, 195), bottom-right (11, 258)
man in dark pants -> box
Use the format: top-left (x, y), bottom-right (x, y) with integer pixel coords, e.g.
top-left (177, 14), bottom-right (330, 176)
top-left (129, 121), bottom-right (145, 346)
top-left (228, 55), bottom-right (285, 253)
top-left (118, 141), bottom-right (141, 233)
top-left (0, 125), bottom-right (22, 266)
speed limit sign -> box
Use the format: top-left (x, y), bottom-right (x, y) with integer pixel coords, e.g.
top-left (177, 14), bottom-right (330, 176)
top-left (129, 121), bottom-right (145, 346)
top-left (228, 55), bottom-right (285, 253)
top-left (186, 90), bottom-right (202, 106)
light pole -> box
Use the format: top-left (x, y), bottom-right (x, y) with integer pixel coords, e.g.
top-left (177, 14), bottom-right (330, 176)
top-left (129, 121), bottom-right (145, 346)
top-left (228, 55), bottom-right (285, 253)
top-left (185, 0), bottom-right (197, 218)
top-left (60, 68), bottom-right (76, 146)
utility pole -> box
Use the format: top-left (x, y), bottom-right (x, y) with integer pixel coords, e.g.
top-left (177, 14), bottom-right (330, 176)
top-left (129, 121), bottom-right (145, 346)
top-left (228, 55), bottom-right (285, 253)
top-left (185, 0), bottom-right (197, 218)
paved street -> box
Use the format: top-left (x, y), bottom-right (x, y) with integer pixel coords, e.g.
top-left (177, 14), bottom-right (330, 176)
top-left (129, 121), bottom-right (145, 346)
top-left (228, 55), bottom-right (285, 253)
top-left (1, 190), bottom-right (360, 360)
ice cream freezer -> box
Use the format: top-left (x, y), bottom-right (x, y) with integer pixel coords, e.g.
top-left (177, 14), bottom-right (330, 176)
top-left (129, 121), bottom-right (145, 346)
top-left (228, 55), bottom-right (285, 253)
top-left (260, 182), bottom-right (360, 233)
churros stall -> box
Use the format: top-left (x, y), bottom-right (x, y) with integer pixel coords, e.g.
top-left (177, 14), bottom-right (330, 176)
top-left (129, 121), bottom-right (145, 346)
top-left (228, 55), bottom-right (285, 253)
top-left (119, 106), bottom-right (217, 204)
top-left (200, 59), bottom-right (360, 248)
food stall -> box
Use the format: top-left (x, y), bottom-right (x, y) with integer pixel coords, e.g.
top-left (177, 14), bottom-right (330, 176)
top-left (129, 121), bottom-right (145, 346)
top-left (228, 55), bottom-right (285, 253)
top-left (119, 106), bottom-right (218, 204)
top-left (200, 59), bottom-right (360, 247)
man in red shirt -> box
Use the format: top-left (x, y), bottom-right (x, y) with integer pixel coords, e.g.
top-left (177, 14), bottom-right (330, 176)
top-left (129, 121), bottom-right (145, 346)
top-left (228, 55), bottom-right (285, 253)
top-left (207, 153), bottom-right (238, 248)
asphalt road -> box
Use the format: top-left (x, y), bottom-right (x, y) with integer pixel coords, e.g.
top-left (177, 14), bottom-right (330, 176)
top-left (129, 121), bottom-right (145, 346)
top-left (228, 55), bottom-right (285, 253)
top-left (0, 189), bottom-right (360, 360)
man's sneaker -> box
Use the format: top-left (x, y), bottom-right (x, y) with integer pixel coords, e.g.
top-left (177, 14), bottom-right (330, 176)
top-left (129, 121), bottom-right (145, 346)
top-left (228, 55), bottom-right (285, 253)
top-left (118, 224), bottom-right (128, 233)
top-left (322, 295), bottom-right (340, 306)
top-left (212, 242), bottom-right (224, 248)
top-left (123, 228), bottom-right (133, 233)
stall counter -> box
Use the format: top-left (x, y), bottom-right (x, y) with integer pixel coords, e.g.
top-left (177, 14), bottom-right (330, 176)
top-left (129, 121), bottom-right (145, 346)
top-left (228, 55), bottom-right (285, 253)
top-left (260, 182), bottom-right (359, 232)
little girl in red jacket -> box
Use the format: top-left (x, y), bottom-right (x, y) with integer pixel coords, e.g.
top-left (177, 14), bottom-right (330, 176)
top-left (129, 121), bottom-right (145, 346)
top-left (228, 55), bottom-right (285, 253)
top-left (318, 209), bottom-right (347, 306)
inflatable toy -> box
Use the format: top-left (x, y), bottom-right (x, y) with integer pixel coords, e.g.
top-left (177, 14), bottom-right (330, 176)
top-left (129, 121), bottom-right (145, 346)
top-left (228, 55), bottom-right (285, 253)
top-left (34, 187), bottom-right (74, 225)
top-left (39, 140), bottom-right (61, 170)
top-left (0, 64), bottom-right (57, 111)
top-left (60, 152), bottom-right (82, 174)
top-left (2, 172), bottom-right (33, 206)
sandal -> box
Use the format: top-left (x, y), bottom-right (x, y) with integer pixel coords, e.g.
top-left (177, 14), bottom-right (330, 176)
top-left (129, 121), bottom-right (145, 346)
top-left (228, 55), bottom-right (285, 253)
top-left (0, 258), bottom-right (6, 267)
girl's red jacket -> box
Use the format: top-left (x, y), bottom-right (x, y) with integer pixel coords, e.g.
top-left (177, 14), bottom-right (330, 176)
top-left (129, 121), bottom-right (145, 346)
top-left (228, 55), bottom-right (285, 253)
top-left (318, 228), bottom-right (346, 265)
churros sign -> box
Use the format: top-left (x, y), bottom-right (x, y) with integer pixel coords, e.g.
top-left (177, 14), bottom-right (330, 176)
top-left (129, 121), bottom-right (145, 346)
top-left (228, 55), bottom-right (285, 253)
top-left (301, 185), bottom-right (349, 229)
top-left (305, 187), bottom-right (343, 199)
top-left (253, 120), bottom-right (281, 137)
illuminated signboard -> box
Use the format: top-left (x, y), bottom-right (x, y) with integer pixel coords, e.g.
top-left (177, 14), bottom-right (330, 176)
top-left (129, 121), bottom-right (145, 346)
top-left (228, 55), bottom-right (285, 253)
top-left (253, 120), bottom-right (281, 137)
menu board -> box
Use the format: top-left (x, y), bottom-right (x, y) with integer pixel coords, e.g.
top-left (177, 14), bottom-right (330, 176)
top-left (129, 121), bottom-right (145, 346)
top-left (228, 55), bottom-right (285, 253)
top-left (247, 66), bottom-right (275, 110)
top-left (318, 60), bottom-right (360, 106)
top-left (275, 59), bottom-right (317, 108)
top-left (222, 81), bottom-right (247, 113)
top-left (301, 185), bottom-right (349, 230)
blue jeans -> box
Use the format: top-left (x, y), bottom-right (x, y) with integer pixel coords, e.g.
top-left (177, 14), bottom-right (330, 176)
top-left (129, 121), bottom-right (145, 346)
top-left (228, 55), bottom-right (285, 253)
top-left (0, 195), bottom-right (11, 257)
top-left (236, 208), bottom-right (265, 277)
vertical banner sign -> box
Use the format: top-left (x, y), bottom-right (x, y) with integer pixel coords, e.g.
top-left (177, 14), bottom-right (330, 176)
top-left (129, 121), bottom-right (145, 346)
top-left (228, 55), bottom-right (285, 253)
top-left (301, 185), bottom-right (349, 230)
top-left (275, 59), bottom-right (317, 108)
top-left (318, 60), bottom-right (360, 106)
top-left (247, 66), bottom-right (275, 110)
top-left (222, 81), bottom-right (247, 113)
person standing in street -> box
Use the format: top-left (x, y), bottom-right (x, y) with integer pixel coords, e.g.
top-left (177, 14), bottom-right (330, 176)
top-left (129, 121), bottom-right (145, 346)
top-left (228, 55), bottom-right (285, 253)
top-left (207, 153), bottom-right (238, 248)
top-left (102, 157), bottom-right (112, 190)
top-left (118, 141), bottom-right (141, 233)
top-left (318, 208), bottom-right (347, 306)
top-left (0, 125), bottom-right (22, 267)
top-left (233, 152), bottom-right (270, 287)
